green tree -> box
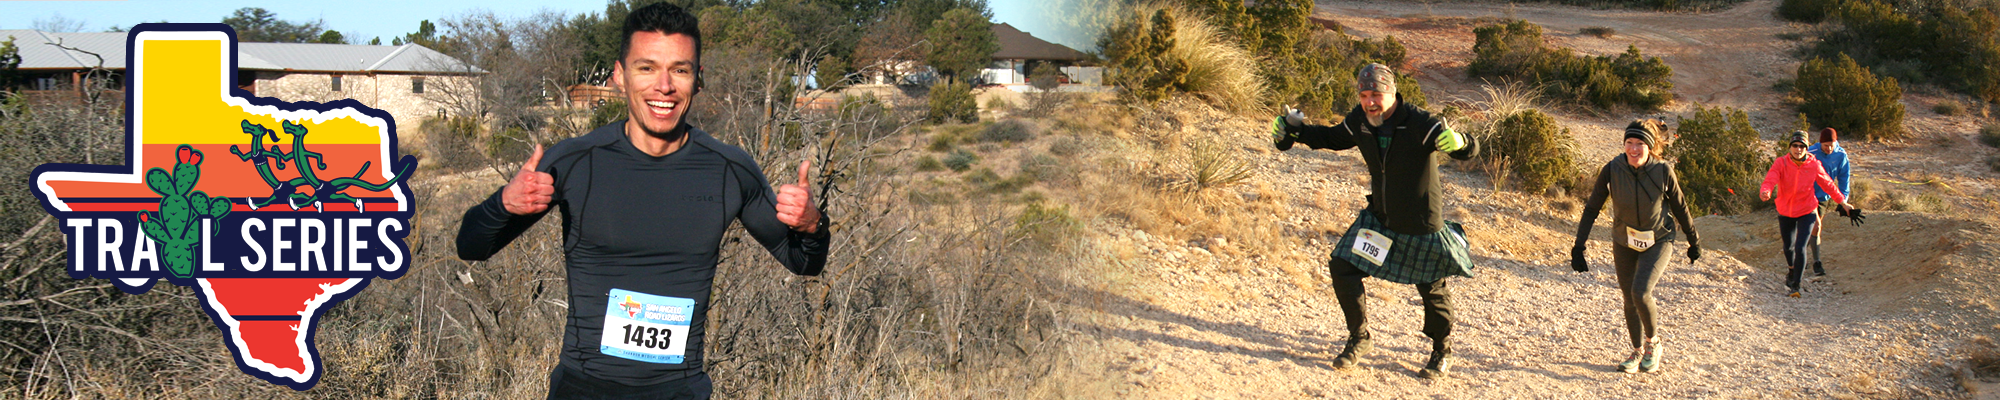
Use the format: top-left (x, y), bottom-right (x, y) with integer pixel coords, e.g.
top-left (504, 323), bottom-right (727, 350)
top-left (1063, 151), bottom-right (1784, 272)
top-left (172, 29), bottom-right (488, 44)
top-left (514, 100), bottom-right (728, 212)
top-left (1104, 8), bottom-right (1188, 103)
top-left (0, 36), bottom-right (20, 93)
top-left (316, 30), bottom-right (346, 44)
top-left (923, 8), bottom-right (999, 84)
top-left (1794, 53), bottom-right (1905, 141)
top-left (222, 7), bottom-right (327, 43)
top-left (1666, 105), bottom-right (1766, 215)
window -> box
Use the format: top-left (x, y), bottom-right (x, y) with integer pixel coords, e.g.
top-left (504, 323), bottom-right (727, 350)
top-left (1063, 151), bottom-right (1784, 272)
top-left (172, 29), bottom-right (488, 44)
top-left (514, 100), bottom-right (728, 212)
top-left (411, 77), bottom-right (425, 94)
top-left (331, 75), bottom-right (343, 92)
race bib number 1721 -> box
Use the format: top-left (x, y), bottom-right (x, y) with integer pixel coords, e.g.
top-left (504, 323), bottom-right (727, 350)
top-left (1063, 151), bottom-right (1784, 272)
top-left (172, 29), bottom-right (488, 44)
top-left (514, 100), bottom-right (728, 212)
top-left (600, 289), bottom-right (695, 364)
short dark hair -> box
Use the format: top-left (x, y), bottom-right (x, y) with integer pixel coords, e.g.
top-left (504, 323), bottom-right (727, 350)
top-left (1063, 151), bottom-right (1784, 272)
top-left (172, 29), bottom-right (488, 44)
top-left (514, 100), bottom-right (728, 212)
top-left (619, 2), bottom-right (702, 65)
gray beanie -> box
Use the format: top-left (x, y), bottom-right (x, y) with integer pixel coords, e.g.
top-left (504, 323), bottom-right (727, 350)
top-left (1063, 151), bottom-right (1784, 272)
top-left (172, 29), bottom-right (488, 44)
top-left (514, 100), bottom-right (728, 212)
top-left (1789, 131), bottom-right (1810, 145)
top-left (1357, 63), bottom-right (1397, 95)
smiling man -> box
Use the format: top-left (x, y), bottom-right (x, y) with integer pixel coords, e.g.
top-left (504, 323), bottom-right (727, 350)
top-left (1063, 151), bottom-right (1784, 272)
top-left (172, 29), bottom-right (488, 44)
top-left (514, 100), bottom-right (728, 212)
top-left (1272, 63), bottom-right (1478, 380)
top-left (453, 3), bottom-right (830, 399)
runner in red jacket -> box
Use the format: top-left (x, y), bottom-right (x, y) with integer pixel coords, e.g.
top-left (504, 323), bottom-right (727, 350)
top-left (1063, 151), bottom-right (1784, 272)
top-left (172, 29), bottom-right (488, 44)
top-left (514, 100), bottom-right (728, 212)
top-left (1758, 131), bottom-right (1860, 297)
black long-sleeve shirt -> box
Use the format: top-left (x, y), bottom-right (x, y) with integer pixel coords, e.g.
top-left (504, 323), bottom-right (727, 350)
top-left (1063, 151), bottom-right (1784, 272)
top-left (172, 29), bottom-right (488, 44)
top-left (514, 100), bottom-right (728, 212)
top-left (456, 121), bottom-right (829, 386)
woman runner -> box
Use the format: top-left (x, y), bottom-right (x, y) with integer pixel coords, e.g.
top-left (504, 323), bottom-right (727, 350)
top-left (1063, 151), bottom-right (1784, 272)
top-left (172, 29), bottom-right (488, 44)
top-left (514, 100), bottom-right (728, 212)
top-left (1570, 119), bottom-right (1702, 373)
top-left (1759, 131), bottom-right (1860, 298)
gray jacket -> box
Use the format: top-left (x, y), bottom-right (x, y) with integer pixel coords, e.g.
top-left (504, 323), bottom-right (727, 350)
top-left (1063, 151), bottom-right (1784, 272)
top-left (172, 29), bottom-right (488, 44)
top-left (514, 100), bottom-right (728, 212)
top-left (1575, 155), bottom-right (1700, 250)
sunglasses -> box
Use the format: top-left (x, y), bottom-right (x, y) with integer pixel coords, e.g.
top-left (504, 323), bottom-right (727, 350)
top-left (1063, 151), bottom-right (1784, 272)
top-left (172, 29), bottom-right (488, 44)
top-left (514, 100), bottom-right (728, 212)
top-left (1789, 143), bottom-right (1806, 148)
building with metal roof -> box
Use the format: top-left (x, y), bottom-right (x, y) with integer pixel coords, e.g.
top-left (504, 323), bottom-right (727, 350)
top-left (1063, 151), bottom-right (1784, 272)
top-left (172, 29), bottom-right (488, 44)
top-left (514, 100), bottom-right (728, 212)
top-left (3, 29), bottom-right (484, 141)
top-left (981, 23), bottom-right (1100, 88)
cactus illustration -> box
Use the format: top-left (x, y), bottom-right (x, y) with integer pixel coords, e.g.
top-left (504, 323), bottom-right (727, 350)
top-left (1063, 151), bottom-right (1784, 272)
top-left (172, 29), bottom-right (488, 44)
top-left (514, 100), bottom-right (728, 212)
top-left (139, 145), bottom-right (233, 278)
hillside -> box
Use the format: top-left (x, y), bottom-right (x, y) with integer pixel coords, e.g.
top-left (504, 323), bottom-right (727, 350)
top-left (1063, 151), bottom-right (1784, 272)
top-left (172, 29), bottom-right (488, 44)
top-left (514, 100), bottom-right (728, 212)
top-left (1047, 0), bottom-right (2000, 398)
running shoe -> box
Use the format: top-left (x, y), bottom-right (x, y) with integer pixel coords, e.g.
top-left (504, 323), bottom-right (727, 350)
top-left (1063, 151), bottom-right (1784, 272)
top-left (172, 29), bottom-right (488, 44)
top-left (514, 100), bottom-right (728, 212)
top-left (1640, 338), bottom-right (1663, 373)
top-left (1618, 348), bottom-right (1644, 373)
top-left (1813, 261), bottom-right (1825, 276)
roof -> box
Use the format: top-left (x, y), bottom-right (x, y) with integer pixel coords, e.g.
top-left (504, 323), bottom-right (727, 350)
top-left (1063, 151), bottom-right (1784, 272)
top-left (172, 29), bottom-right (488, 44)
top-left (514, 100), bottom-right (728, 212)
top-left (0, 30), bottom-right (128, 70)
top-left (0, 29), bottom-right (483, 74)
top-left (990, 23), bottom-right (1090, 61)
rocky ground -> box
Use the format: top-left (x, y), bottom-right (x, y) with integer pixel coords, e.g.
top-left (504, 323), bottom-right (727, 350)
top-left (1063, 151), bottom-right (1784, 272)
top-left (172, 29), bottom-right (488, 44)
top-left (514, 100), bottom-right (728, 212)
top-left (1054, 0), bottom-right (2000, 398)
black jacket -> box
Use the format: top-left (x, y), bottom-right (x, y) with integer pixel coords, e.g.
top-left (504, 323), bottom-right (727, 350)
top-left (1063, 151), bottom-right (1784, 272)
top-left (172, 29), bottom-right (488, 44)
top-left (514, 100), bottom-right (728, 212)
top-left (1283, 101), bottom-right (1478, 235)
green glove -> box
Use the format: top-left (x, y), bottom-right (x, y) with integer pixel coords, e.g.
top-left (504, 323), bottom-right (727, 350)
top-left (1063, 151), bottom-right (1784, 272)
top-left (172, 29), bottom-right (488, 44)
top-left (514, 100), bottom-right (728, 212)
top-left (1272, 116), bottom-right (1296, 150)
top-left (1273, 107), bottom-right (1303, 151)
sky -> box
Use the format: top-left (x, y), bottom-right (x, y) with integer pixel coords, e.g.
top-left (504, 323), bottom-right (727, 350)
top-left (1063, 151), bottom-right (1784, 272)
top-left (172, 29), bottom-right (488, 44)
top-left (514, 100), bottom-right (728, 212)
top-left (0, 0), bottom-right (1084, 51)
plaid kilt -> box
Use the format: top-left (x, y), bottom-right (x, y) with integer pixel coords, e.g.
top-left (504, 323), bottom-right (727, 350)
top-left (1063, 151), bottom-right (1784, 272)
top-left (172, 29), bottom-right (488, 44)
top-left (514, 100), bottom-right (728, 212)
top-left (1331, 210), bottom-right (1475, 285)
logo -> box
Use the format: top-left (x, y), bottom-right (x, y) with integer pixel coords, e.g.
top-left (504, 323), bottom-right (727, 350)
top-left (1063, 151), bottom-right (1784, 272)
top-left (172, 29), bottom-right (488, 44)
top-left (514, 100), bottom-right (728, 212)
top-left (621, 295), bottom-right (644, 318)
top-left (27, 25), bottom-right (416, 391)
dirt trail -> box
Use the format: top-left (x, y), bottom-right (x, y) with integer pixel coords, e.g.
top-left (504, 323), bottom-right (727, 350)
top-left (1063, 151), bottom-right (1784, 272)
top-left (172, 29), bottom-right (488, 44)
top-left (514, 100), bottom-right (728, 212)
top-left (1067, 1), bottom-right (2000, 398)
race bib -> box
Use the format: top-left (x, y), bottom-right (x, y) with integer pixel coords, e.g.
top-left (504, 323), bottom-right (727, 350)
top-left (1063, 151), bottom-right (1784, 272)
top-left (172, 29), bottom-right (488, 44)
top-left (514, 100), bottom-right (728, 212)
top-left (1350, 228), bottom-right (1393, 266)
top-left (600, 289), bottom-right (695, 364)
top-left (1624, 226), bottom-right (1656, 252)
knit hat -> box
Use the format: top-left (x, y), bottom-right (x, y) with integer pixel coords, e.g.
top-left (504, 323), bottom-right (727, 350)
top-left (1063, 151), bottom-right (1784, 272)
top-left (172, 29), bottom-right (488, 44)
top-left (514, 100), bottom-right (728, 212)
top-left (1790, 131), bottom-right (1810, 145)
top-left (1357, 63), bottom-right (1397, 95)
top-left (1624, 120), bottom-right (1658, 144)
top-left (1819, 127), bottom-right (1838, 143)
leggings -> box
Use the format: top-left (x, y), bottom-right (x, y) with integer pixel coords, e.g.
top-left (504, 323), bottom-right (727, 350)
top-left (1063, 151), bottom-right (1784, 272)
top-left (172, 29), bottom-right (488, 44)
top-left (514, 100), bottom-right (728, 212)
top-left (1612, 238), bottom-right (1673, 349)
top-left (1779, 213), bottom-right (1819, 289)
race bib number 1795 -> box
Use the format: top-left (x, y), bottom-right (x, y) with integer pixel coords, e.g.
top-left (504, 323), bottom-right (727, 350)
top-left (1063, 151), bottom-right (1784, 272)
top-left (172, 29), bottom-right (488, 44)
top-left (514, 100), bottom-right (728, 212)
top-left (600, 289), bottom-right (694, 364)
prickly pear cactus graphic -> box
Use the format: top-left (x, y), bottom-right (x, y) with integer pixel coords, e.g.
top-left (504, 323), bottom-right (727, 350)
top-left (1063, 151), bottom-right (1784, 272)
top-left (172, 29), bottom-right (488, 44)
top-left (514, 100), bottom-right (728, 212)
top-left (138, 145), bottom-right (233, 278)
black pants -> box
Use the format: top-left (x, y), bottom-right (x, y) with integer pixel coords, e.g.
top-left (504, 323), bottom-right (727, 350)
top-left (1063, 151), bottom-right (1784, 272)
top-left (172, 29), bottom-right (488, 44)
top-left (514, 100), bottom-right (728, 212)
top-left (547, 364), bottom-right (712, 400)
top-left (1779, 213), bottom-right (1818, 290)
top-left (1328, 257), bottom-right (1453, 348)
top-left (1612, 238), bottom-right (1673, 349)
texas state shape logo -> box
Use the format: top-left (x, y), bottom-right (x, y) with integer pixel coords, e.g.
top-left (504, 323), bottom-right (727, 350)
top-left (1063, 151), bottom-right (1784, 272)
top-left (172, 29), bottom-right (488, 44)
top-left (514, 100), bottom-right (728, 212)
top-left (27, 24), bottom-right (416, 391)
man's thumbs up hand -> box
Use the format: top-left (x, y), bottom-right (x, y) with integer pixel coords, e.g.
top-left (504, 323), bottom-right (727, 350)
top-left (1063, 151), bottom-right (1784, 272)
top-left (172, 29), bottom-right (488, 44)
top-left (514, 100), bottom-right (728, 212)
top-left (777, 160), bottom-right (821, 233)
top-left (502, 144), bottom-right (554, 215)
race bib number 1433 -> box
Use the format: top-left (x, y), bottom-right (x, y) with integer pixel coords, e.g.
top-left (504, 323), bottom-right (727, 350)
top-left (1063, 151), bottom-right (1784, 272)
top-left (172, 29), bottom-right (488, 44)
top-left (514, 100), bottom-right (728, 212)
top-left (600, 289), bottom-right (694, 364)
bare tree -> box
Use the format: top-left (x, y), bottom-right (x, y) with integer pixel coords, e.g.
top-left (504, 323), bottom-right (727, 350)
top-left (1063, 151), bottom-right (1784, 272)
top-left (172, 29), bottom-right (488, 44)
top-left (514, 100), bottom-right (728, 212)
top-left (30, 14), bottom-right (87, 33)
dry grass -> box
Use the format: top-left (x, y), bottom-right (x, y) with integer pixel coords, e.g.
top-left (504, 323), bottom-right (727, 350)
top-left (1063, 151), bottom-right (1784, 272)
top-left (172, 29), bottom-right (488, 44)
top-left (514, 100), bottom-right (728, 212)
top-left (1121, 2), bottom-right (1269, 114)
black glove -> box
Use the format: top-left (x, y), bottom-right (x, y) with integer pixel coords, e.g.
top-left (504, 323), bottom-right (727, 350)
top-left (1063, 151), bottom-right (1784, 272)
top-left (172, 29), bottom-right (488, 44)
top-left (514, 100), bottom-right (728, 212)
top-left (1686, 244), bottom-right (1702, 263)
top-left (1845, 207), bottom-right (1865, 226)
top-left (1570, 245), bottom-right (1588, 272)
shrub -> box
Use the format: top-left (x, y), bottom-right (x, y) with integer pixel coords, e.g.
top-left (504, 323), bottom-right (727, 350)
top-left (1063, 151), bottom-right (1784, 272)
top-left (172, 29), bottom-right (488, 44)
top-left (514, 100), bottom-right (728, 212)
top-left (422, 116), bottom-right (486, 172)
top-left (1469, 20), bottom-right (1674, 111)
top-left (979, 118), bottom-right (1037, 143)
top-left (915, 155), bottom-right (945, 171)
top-left (1166, 138), bottom-right (1255, 194)
top-left (1981, 123), bottom-right (2000, 147)
top-left (1048, 135), bottom-right (1086, 157)
top-left (1795, 53), bottom-right (1906, 141)
top-left (927, 81), bottom-right (978, 124)
top-left (1011, 201), bottom-right (1082, 249)
top-left (1988, 154), bottom-right (2000, 172)
top-left (1487, 109), bottom-right (1580, 195)
top-left (1809, 0), bottom-right (2000, 103)
top-left (1101, 5), bottom-right (1264, 112)
top-left (1777, 0), bottom-right (1843, 23)
top-left (486, 126), bottom-right (531, 161)
top-left (942, 149), bottom-right (978, 172)
top-left (1665, 105), bottom-right (1767, 216)
top-left (1019, 153), bottom-right (1073, 186)
top-left (589, 99), bottom-right (629, 129)
top-left (1934, 100), bottom-right (1966, 116)
top-left (1580, 26), bottom-right (1617, 38)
